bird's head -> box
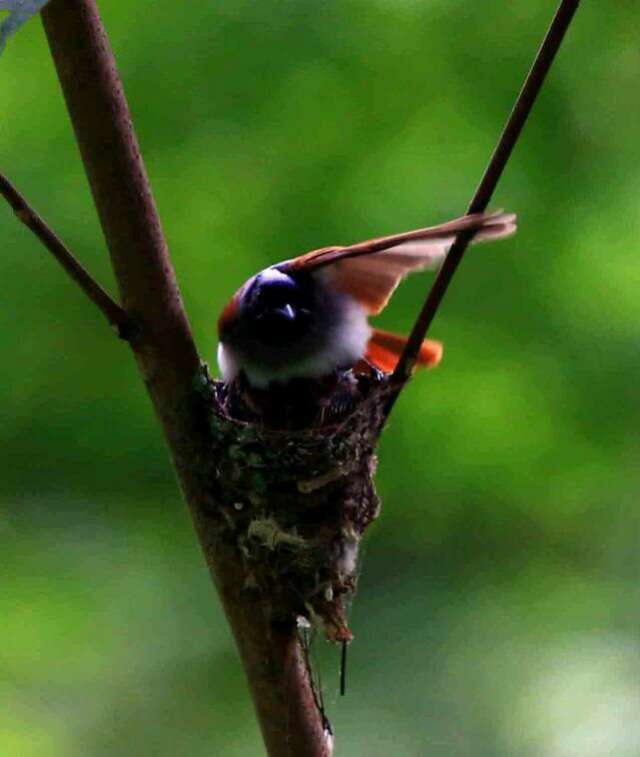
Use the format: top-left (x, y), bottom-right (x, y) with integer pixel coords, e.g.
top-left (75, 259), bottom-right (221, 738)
top-left (241, 267), bottom-right (313, 343)
top-left (218, 266), bottom-right (317, 351)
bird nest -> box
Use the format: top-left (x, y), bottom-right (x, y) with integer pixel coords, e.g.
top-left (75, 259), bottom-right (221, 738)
top-left (199, 366), bottom-right (391, 641)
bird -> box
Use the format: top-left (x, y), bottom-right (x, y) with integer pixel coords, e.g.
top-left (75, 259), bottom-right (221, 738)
top-left (217, 210), bottom-right (516, 388)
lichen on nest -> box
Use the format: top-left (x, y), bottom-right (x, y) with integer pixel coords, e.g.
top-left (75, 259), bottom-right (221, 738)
top-left (198, 364), bottom-right (391, 641)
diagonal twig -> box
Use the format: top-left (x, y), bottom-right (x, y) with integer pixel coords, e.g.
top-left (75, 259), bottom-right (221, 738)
top-left (0, 170), bottom-right (131, 335)
top-left (388, 0), bottom-right (581, 403)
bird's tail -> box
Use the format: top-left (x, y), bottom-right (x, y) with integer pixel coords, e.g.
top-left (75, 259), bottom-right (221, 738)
top-left (364, 328), bottom-right (442, 374)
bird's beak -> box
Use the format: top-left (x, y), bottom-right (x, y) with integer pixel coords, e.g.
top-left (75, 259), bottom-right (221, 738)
top-left (274, 304), bottom-right (296, 321)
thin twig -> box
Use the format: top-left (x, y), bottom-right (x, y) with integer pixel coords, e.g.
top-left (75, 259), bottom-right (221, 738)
top-left (339, 640), bottom-right (347, 696)
top-left (0, 170), bottom-right (130, 336)
top-left (389, 0), bottom-right (581, 398)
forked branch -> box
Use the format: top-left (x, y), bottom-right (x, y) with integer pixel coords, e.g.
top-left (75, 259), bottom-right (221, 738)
top-left (1, 0), bottom-right (582, 754)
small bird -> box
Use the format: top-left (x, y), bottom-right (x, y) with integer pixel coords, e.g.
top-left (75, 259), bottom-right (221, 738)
top-left (217, 211), bottom-right (516, 387)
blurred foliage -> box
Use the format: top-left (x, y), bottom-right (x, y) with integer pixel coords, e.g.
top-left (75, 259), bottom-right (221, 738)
top-left (1, 1), bottom-right (639, 755)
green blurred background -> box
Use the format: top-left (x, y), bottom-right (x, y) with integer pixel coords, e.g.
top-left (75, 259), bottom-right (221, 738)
top-left (1, 2), bottom-right (639, 755)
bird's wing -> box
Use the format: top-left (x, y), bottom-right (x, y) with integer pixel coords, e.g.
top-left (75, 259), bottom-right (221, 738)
top-left (285, 211), bottom-right (516, 315)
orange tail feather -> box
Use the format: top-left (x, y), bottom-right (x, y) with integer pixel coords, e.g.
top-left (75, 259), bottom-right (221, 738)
top-left (364, 328), bottom-right (443, 373)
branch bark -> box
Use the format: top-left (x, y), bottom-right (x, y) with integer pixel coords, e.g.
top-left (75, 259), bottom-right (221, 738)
top-left (40, 1), bottom-right (332, 754)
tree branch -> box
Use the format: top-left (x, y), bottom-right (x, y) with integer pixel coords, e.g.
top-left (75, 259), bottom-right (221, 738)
top-left (389, 0), bottom-right (581, 396)
top-left (0, 170), bottom-right (130, 335)
top-left (16, 0), bottom-right (580, 753)
top-left (40, 1), bottom-right (331, 754)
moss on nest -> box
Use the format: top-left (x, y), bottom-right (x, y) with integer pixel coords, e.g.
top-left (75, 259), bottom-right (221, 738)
top-left (198, 365), bottom-right (391, 642)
